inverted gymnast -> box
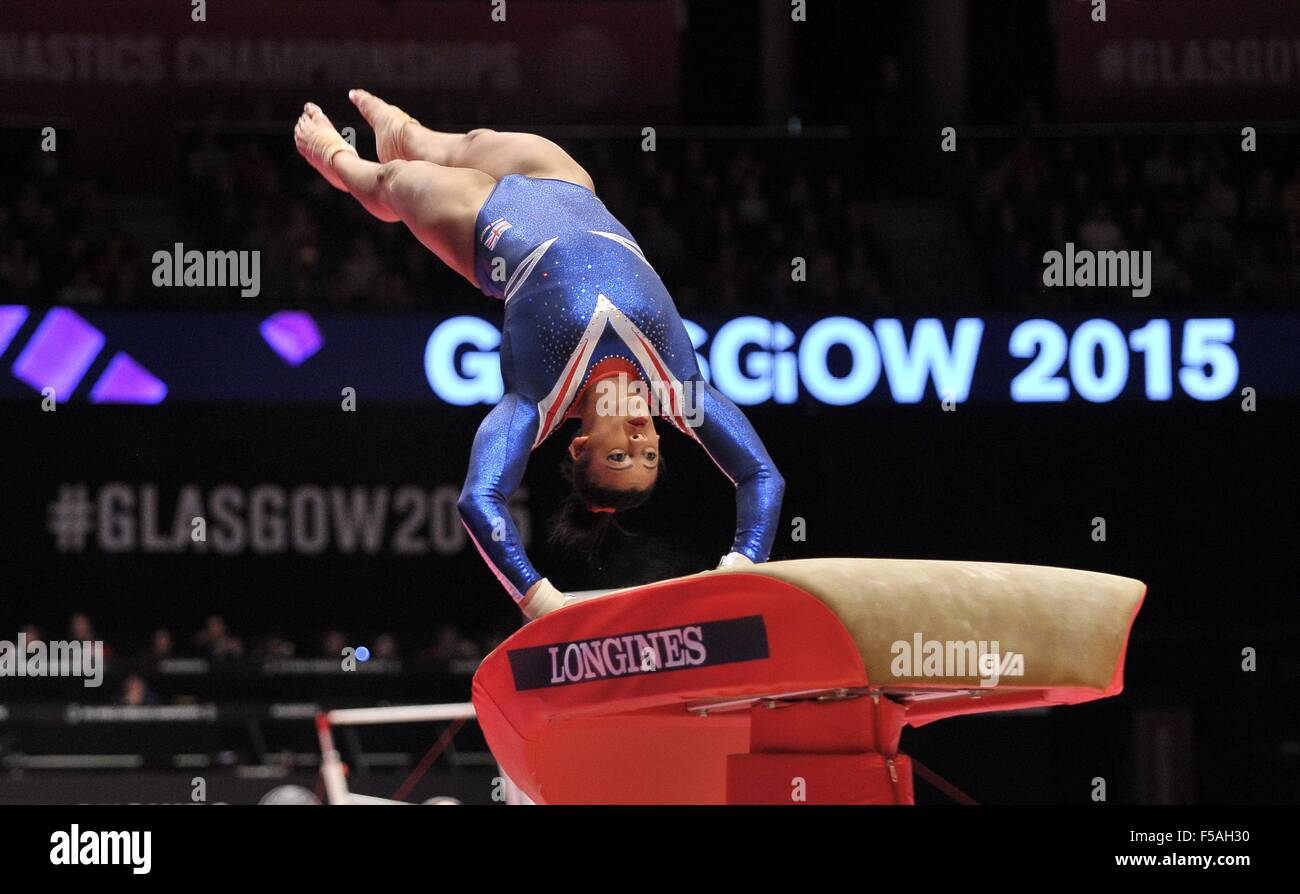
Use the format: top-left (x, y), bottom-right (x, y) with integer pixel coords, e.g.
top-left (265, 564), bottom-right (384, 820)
top-left (295, 90), bottom-right (784, 619)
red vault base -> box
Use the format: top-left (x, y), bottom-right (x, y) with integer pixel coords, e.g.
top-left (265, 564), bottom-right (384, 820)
top-left (725, 696), bottom-right (914, 804)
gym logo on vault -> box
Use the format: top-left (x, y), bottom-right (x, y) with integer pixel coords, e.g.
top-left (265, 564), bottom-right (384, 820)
top-left (507, 616), bottom-right (769, 690)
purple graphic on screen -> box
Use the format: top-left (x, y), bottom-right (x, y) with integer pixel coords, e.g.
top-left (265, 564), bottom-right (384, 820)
top-left (0, 305), bottom-right (29, 355)
top-left (260, 311), bottom-right (323, 366)
top-left (90, 353), bottom-right (168, 404)
top-left (12, 308), bottom-right (105, 400)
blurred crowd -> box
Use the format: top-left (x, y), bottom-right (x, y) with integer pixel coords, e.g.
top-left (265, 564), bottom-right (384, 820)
top-left (17, 612), bottom-right (504, 705)
top-left (956, 133), bottom-right (1300, 309)
top-left (1, 131), bottom-right (892, 314)
top-left (2, 126), bottom-right (1295, 314)
top-left (0, 155), bottom-right (144, 307)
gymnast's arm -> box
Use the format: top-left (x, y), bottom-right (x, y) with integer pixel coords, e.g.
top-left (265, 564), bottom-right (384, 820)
top-left (690, 381), bottom-right (785, 566)
top-left (456, 394), bottom-right (566, 618)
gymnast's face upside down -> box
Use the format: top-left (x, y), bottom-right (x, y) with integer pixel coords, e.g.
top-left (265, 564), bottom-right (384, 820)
top-left (546, 375), bottom-right (663, 552)
top-left (568, 378), bottom-right (661, 502)
top-left (546, 375), bottom-right (662, 552)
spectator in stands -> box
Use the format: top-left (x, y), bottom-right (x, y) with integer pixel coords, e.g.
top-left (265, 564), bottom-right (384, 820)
top-left (1078, 200), bottom-right (1126, 254)
top-left (336, 236), bottom-right (382, 306)
top-left (68, 612), bottom-right (114, 659)
top-left (115, 673), bottom-right (158, 707)
top-left (321, 630), bottom-right (348, 659)
top-left (56, 266), bottom-right (105, 305)
top-left (149, 628), bottom-right (173, 659)
top-left (252, 632), bottom-right (295, 660)
top-left (424, 625), bottom-right (481, 663)
top-left (373, 633), bottom-right (399, 661)
top-left (193, 615), bottom-right (244, 660)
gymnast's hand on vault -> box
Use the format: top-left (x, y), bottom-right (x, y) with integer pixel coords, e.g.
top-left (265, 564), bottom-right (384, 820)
top-left (716, 551), bottom-right (755, 570)
top-left (520, 578), bottom-right (573, 620)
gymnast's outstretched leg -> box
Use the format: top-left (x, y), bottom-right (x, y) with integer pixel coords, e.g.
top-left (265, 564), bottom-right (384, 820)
top-left (294, 102), bottom-right (495, 285)
top-left (348, 88), bottom-right (595, 191)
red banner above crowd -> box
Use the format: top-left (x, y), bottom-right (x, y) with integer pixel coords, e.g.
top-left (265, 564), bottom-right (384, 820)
top-left (0, 0), bottom-right (679, 123)
top-left (1056, 0), bottom-right (1300, 121)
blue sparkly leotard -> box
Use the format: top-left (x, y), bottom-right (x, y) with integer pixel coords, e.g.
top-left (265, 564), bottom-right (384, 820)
top-left (456, 175), bottom-right (784, 604)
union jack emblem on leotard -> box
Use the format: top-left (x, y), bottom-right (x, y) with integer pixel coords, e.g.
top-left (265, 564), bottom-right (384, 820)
top-left (481, 217), bottom-right (513, 250)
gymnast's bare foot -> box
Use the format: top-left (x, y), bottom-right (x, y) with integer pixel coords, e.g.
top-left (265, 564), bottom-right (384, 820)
top-left (294, 102), bottom-right (357, 192)
top-left (349, 88), bottom-right (417, 164)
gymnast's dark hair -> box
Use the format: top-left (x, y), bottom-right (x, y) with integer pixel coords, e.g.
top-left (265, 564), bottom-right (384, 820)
top-left (547, 453), bottom-right (659, 554)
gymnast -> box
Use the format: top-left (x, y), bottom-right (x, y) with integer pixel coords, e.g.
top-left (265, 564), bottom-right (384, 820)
top-left (295, 90), bottom-right (784, 618)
